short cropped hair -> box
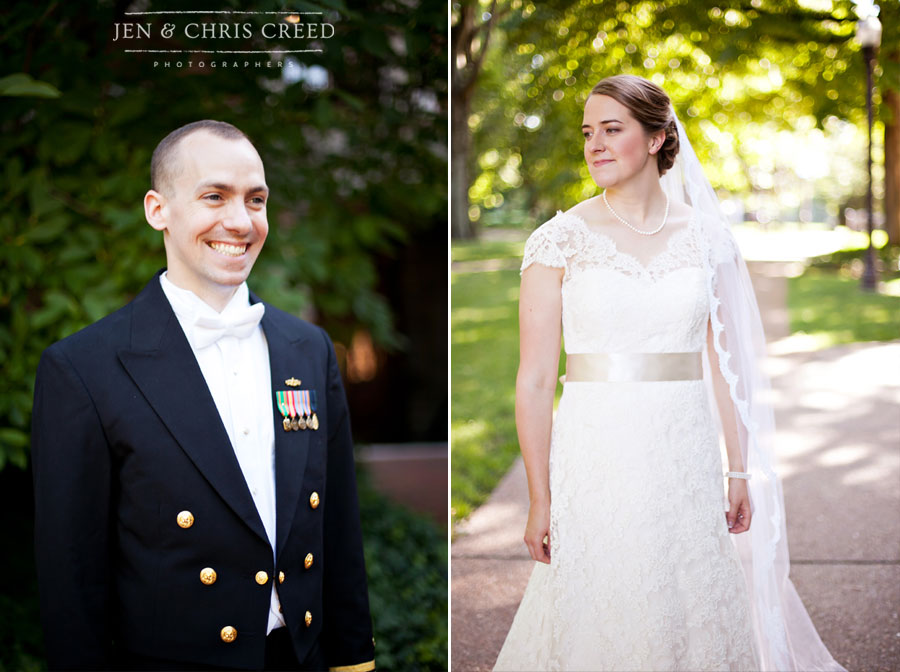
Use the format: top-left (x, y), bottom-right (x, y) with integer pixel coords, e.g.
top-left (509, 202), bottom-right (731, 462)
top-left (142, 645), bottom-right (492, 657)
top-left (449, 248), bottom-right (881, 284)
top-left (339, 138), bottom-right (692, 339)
top-left (150, 120), bottom-right (255, 194)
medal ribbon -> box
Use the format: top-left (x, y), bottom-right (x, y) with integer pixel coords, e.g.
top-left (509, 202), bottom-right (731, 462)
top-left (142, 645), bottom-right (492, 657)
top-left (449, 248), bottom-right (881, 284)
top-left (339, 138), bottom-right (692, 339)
top-left (301, 390), bottom-right (311, 417)
top-left (276, 391), bottom-right (290, 419)
top-left (286, 390), bottom-right (297, 419)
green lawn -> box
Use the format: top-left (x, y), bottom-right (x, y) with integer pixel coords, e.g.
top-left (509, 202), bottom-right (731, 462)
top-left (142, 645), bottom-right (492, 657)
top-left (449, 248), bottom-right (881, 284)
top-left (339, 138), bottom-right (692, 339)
top-left (450, 259), bottom-right (565, 529)
top-left (450, 268), bottom-right (522, 527)
top-left (788, 246), bottom-right (900, 346)
top-left (451, 239), bottom-right (524, 264)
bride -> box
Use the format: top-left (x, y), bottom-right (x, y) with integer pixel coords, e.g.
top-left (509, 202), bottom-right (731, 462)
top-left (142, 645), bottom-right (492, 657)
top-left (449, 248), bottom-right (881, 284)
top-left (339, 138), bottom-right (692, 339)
top-left (492, 75), bottom-right (845, 671)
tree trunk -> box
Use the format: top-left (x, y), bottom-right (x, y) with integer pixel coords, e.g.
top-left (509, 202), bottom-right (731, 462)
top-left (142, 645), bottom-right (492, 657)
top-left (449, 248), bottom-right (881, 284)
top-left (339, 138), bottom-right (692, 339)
top-left (451, 84), bottom-right (474, 239)
top-left (884, 88), bottom-right (900, 246)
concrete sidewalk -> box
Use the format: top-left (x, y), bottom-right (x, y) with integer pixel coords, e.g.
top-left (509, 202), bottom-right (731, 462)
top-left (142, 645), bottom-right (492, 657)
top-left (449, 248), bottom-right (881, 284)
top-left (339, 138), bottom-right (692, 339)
top-left (451, 263), bottom-right (900, 671)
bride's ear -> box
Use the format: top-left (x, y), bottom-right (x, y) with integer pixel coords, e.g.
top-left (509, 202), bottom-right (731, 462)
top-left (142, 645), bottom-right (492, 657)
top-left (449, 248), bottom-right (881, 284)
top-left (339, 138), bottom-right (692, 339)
top-left (648, 130), bottom-right (665, 155)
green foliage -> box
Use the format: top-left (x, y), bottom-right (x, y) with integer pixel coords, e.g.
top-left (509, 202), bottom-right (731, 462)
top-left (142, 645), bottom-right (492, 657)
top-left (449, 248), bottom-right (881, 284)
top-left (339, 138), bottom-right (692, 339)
top-left (467, 0), bottom-right (899, 225)
top-left (0, 74), bottom-right (60, 99)
top-left (0, 0), bottom-right (447, 471)
top-left (358, 473), bottom-right (448, 671)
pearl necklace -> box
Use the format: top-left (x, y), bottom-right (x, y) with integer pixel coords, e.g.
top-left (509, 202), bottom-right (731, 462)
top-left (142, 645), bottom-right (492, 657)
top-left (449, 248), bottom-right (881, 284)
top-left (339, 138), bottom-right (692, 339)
top-left (602, 191), bottom-right (669, 236)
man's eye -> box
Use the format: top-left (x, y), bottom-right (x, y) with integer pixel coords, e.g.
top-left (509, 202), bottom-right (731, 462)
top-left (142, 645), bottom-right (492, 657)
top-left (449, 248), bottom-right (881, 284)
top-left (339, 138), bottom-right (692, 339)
top-left (250, 197), bottom-right (266, 205)
top-left (205, 194), bottom-right (223, 201)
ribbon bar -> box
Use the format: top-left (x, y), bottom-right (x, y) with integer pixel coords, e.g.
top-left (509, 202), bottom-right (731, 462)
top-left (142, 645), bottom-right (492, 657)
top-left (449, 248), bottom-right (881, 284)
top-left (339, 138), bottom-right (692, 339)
top-left (564, 352), bottom-right (702, 383)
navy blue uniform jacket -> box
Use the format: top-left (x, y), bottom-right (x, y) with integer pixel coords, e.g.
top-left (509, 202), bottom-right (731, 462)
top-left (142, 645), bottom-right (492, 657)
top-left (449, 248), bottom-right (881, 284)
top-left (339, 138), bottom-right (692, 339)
top-left (31, 272), bottom-right (376, 671)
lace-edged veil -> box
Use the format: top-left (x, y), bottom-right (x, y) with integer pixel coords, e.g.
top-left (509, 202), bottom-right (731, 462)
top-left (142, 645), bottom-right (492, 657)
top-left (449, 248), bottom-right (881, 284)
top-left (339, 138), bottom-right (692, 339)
top-left (661, 110), bottom-right (846, 672)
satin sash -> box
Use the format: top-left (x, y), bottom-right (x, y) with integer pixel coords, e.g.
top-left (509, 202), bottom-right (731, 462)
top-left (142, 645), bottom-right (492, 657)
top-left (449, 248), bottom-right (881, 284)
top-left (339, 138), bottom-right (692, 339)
top-left (564, 352), bottom-right (702, 383)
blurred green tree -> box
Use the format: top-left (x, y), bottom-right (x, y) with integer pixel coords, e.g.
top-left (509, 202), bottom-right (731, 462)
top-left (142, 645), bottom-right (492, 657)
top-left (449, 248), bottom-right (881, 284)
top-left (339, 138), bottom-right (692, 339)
top-left (454, 0), bottom-right (899, 238)
top-left (0, 0), bottom-right (447, 469)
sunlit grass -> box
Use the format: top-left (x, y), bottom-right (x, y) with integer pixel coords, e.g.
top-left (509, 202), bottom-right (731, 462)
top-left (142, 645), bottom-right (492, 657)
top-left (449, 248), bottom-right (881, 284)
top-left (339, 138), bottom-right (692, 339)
top-left (450, 269), bottom-right (522, 526)
top-left (788, 267), bottom-right (900, 347)
top-left (451, 239), bottom-right (524, 263)
top-left (787, 243), bottom-right (900, 347)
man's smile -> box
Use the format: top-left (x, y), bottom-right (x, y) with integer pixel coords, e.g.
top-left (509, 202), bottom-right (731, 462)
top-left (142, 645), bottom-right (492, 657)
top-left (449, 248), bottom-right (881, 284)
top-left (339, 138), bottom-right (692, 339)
top-left (207, 241), bottom-right (249, 257)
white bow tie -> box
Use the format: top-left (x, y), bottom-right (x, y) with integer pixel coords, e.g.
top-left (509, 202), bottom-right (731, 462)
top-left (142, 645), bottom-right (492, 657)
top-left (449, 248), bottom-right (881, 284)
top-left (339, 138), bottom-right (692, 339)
top-left (191, 302), bottom-right (265, 349)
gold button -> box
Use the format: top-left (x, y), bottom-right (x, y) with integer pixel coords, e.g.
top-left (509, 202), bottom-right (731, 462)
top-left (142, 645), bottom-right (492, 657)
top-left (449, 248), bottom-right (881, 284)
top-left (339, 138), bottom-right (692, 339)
top-left (200, 567), bottom-right (217, 585)
top-left (220, 626), bottom-right (237, 642)
top-left (278, 571), bottom-right (285, 584)
top-left (255, 571), bottom-right (269, 585)
top-left (309, 492), bottom-right (319, 509)
top-left (304, 553), bottom-right (314, 570)
top-left (176, 511), bottom-right (194, 528)
top-left (304, 610), bottom-right (312, 627)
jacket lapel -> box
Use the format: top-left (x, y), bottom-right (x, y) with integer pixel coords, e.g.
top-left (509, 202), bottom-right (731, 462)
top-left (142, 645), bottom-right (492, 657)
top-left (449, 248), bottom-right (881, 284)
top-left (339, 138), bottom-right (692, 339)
top-left (255, 299), bottom-right (314, 561)
top-left (117, 274), bottom-right (269, 545)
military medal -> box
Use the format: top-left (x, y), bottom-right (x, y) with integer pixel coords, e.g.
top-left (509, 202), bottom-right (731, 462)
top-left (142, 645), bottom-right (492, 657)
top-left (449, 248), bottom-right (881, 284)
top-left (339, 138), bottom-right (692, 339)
top-left (308, 390), bottom-right (319, 431)
top-left (275, 386), bottom-right (318, 434)
top-left (286, 391), bottom-right (300, 431)
top-left (276, 391), bottom-right (292, 432)
top-left (299, 390), bottom-right (312, 430)
top-left (294, 391), bottom-right (308, 430)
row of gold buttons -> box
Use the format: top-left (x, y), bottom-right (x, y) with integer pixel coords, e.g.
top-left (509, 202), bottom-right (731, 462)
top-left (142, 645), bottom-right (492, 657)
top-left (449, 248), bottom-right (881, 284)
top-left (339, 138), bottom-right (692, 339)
top-left (219, 610), bottom-right (313, 643)
top-left (199, 559), bottom-right (313, 587)
top-left (177, 491), bottom-right (319, 530)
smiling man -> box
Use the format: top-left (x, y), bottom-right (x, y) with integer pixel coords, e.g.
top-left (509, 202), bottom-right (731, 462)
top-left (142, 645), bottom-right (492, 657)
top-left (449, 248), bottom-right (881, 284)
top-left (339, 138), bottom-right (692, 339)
top-left (31, 121), bottom-right (376, 671)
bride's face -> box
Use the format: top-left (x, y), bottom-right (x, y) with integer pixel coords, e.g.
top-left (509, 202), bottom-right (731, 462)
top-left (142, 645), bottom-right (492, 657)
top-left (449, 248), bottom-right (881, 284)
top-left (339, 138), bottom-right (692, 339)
top-left (582, 94), bottom-right (657, 188)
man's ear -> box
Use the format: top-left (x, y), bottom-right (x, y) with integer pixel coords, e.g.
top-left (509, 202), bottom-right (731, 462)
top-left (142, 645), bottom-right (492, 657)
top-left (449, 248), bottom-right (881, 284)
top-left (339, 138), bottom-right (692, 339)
top-left (144, 190), bottom-right (167, 232)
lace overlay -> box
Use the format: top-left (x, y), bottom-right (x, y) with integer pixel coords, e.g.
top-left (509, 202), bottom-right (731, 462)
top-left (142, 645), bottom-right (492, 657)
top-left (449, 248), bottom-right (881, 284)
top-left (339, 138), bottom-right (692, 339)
top-left (496, 211), bottom-right (760, 671)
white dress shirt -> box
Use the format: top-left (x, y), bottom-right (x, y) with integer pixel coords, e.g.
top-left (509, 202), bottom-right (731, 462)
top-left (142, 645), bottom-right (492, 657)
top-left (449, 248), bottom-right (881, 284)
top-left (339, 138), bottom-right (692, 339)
top-left (159, 272), bottom-right (286, 634)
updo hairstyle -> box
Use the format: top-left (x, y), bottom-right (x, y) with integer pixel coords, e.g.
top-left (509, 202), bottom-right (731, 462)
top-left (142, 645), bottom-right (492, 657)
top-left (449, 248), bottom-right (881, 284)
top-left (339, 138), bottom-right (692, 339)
top-left (589, 75), bottom-right (680, 176)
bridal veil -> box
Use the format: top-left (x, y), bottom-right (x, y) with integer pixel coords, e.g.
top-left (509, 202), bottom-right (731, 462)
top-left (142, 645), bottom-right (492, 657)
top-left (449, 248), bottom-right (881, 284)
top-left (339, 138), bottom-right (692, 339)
top-left (661, 109), bottom-right (845, 672)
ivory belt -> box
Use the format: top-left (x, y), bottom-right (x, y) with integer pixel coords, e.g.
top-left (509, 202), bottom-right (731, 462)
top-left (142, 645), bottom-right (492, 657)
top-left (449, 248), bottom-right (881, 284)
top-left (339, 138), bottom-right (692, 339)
top-left (564, 352), bottom-right (702, 383)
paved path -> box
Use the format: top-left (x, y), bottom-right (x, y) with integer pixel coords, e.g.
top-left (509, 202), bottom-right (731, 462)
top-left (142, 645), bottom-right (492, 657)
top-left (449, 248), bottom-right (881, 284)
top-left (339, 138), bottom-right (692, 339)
top-left (451, 262), bottom-right (900, 671)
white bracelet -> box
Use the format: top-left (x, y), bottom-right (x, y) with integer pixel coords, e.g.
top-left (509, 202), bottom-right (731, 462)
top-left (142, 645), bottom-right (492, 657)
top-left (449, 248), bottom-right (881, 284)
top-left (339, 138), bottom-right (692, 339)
top-left (725, 471), bottom-right (751, 480)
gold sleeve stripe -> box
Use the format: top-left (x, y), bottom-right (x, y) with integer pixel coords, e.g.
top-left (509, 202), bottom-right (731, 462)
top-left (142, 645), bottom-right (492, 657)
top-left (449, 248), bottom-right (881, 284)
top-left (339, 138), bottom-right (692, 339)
top-left (329, 661), bottom-right (375, 672)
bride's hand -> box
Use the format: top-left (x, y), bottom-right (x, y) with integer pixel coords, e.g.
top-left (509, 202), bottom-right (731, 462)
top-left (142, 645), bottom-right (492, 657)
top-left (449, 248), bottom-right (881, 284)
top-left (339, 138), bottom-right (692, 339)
top-left (524, 500), bottom-right (551, 564)
top-left (726, 478), bottom-right (751, 534)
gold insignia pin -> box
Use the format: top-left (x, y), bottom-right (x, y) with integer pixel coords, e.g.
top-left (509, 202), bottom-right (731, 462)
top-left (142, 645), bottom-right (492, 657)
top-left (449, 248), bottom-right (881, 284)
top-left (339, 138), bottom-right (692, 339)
top-left (285, 377), bottom-right (301, 387)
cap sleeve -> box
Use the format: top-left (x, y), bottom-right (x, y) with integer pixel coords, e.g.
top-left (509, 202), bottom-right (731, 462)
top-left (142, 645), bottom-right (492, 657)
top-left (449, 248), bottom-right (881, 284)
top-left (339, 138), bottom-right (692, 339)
top-left (520, 215), bottom-right (568, 275)
top-left (706, 218), bottom-right (741, 269)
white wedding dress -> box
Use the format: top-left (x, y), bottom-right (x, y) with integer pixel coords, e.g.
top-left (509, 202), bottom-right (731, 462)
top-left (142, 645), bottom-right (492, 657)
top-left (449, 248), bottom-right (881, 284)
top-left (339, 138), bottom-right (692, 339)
top-left (493, 209), bottom-right (761, 671)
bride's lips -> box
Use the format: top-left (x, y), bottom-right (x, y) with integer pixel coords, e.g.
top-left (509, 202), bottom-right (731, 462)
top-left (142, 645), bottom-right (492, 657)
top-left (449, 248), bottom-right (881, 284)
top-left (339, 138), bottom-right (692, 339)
top-left (593, 159), bottom-right (614, 167)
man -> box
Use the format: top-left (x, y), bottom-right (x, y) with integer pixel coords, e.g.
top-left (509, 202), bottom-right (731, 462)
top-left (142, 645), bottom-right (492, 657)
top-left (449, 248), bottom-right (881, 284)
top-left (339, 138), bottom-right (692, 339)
top-left (31, 120), bottom-right (376, 671)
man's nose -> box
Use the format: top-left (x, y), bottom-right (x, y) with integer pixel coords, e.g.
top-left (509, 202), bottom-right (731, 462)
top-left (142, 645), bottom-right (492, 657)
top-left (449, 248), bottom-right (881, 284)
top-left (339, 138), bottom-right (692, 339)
top-left (223, 202), bottom-right (253, 233)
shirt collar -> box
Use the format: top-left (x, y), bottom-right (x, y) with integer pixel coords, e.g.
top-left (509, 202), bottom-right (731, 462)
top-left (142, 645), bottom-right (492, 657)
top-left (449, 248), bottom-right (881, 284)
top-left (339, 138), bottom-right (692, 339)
top-left (159, 271), bottom-right (252, 324)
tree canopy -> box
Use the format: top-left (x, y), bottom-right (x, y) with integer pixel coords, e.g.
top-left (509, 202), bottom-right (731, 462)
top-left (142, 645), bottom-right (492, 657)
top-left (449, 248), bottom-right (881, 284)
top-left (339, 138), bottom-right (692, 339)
top-left (457, 0), bottom-right (899, 232)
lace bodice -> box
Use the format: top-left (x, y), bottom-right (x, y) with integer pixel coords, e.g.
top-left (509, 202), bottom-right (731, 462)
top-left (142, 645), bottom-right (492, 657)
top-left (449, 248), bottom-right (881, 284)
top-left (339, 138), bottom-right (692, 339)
top-left (521, 211), bottom-right (707, 354)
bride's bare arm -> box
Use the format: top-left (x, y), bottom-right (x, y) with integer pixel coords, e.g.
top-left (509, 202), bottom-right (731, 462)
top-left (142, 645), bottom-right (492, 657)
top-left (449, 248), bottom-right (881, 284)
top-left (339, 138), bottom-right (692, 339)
top-left (516, 263), bottom-right (564, 563)
top-left (706, 316), bottom-right (752, 534)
